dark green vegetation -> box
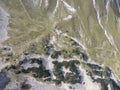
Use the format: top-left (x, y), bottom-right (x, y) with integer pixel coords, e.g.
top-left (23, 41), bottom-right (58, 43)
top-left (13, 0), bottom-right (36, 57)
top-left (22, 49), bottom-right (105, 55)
top-left (52, 60), bottom-right (81, 84)
top-left (21, 81), bottom-right (32, 90)
top-left (7, 54), bottom-right (120, 90)
top-left (10, 58), bottom-right (82, 85)
top-left (18, 58), bottom-right (51, 79)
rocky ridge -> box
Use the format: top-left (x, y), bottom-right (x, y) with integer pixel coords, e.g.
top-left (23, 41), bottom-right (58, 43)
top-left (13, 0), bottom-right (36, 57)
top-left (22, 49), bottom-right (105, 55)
top-left (0, 0), bottom-right (120, 90)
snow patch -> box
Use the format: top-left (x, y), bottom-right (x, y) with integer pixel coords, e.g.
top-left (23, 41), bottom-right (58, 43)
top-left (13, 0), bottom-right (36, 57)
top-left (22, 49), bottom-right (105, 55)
top-left (53, 0), bottom-right (60, 14)
top-left (50, 36), bottom-right (56, 44)
top-left (32, 0), bottom-right (40, 7)
top-left (92, 0), bottom-right (119, 53)
top-left (43, 55), bottom-right (56, 79)
top-left (26, 76), bottom-right (63, 90)
top-left (116, 0), bottom-right (120, 13)
top-left (0, 60), bottom-right (10, 71)
top-left (61, 0), bottom-right (76, 14)
top-left (105, 0), bottom-right (110, 21)
top-left (44, 0), bottom-right (49, 7)
top-left (21, 63), bottom-right (39, 70)
top-left (63, 15), bottom-right (72, 21)
top-left (78, 66), bottom-right (101, 90)
top-left (55, 29), bottom-right (62, 35)
top-left (0, 7), bottom-right (9, 44)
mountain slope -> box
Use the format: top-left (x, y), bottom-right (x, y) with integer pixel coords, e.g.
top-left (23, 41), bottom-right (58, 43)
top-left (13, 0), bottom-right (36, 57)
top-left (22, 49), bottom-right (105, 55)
top-left (0, 0), bottom-right (120, 90)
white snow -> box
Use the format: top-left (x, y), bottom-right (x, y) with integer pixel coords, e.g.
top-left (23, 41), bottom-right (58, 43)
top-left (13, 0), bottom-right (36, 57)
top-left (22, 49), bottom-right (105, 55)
top-left (92, 0), bottom-right (119, 53)
top-left (26, 76), bottom-right (63, 90)
top-left (55, 28), bottom-right (62, 35)
top-left (116, 0), bottom-right (120, 13)
top-left (0, 59), bottom-right (10, 71)
top-left (60, 65), bottom-right (101, 90)
top-left (42, 55), bottom-right (56, 79)
top-left (110, 72), bottom-right (119, 84)
top-left (57, 56), bottom-right (64, 62)
top-left (0, 7), bottom-right (9, 44)
top-left (38, 0), bottom-right (43, 8)
top-left (46, 56), bottom-right (54, 70)
top-left (45, 0), bottom-right (49, 7)
top-left (22, 63), bottom-right (39, 70)
top-left (61, 83), bottom-right (71, 90)
top-left (61, 0), bottom-right (76, 13)
top-left (107, 84), bottom-right (111, 90)
top-left (87, 60), bottom-right (104, 67)
top-left (105, 0), bottom-right (110, 21)
top-left (53, 0), bottom-right (60, 14)
top-left (50, 36), bottom-right (56, 44)
top-left (63, 15), bottom-right (72, 21)
top-left (6, 75), bottom-right (63, 90)
top-left (32, 0), bottom-right (40, 7)
top-left (77, 66), bottom-right (101, 90)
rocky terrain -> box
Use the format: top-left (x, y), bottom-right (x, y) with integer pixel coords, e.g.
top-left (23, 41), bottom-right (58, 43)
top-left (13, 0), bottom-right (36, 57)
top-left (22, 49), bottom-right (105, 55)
top-left (0, 0), bottom-right (120, 90)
